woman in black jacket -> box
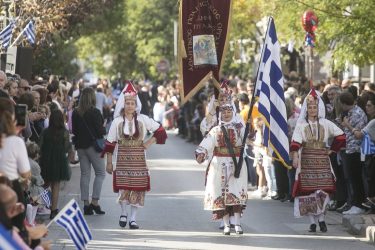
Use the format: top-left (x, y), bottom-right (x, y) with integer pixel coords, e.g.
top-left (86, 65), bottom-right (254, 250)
top-left (72, 87), bottom-right (106, 215)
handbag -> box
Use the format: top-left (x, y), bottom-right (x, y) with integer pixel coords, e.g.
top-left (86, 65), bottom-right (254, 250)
top-left (82, 115), bottom-right (104, 153)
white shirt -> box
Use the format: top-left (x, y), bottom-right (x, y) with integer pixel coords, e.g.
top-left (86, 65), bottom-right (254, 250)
top-left (0, 136), bottom-right (30, 180)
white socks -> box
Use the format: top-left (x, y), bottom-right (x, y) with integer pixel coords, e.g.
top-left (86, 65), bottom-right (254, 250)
top-left (130, 205), bottom-right (138, 222)
top-left (318, 214), bottom-right (325, 222)
top-left (309, 215), bottom-right (316, 224)
top-left (222, 214), bottom-right (230, 227)
top-left (26, 204), bottom-right (38, 226)
top-left (233, 213), bottom-right (241, 226)
top-left (120, 202), bottom-right (128, 216)
top-left (26, 204), bottom-right (33, 225)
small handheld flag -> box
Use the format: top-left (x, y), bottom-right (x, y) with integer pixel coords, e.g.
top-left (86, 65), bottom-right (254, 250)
top-left (50, 199), bottom-right (92, 250)
top-left (40, 189), bottom-right (51, 208)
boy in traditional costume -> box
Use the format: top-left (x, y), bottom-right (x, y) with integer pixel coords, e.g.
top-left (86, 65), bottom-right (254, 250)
top-left (290, 89), bottom-right (345, 232)
top-left (102, 81), bottom-right (167, 229)
top-left (195, 83), bottom-right (248, 235)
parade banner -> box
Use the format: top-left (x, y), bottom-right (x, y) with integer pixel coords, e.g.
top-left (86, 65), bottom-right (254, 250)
top-left (178, 0), bottom-right (232, 103)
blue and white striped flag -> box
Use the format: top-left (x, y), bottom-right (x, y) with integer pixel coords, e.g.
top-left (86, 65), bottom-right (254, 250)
top-left (361, 131), bottom-right (375, 155)
top-left (0, 21), bottom-right (15, 49)
top-left (255, 17), bottom-right (290, 168)
top-left (0, 224), bottom-right (21, 250)
top-left (40, 189), bottom-right (51, 208)
top-left (22, 20), bottom-right (35, 45)
top-left (53, 199), bottom-right (92, 250)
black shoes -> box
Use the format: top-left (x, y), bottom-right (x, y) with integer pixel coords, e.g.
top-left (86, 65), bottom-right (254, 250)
top-left (84, 205), bottom-right (94, 215)
top-left (336, 203), bottom-right (350, 213)
top-left (309, 222), bottom-right (327, 233)
top-left (50, 209), bottom-right (58, 220)
top-left (84, 204), bottom-right (105, 215)
top-left (319, 221), bottom-right (327, 232)
top-left (119, 215), bottom-right (127, 228)
top-left (90, 204), bottom-right (105, 215)
top-left (129, 221), bottom-right (139, 229)
top-left (309, 223), bottom-right (316, 232)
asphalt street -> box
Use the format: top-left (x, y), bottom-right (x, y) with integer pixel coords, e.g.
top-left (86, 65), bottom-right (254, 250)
top-left (43, 131), bottom-right (374, 250)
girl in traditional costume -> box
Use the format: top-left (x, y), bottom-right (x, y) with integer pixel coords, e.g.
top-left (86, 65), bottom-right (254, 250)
top-left (290, 89), bottom-right (345, 233)
top-left (195, 84), bottom-right (248, 235)
top-left (103, 81), bottom-right (167, 229)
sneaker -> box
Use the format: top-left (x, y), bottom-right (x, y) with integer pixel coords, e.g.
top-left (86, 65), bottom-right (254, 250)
top-left (37, 207), bottom-right (51, 215)
top-left (367, 197), bottom-right (375, 206)
top-left (336, 203), bottom-right (350, 213)
top-left (362, 201), bottom-right (373, 209)
top-left (342, 206), bottom-right (365, 215)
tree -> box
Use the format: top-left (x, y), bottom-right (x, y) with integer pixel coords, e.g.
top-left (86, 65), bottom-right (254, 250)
top-left (259, 0), bottom-right (375, 71)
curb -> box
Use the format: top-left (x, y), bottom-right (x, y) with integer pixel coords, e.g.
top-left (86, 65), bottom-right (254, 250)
top-left (342, 214), bottom-right (375, 243)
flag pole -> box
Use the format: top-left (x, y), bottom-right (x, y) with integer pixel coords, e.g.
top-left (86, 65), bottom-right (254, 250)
top-left (234, 17), bottom-right (272, 178)
top-left (10, 28), bottom-right (25, 47)
top-left (10, 18), bottom-right (31, 47)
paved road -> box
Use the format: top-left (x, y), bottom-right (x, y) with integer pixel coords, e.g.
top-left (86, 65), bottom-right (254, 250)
top-left (45, 131), bottom-right (374, 250)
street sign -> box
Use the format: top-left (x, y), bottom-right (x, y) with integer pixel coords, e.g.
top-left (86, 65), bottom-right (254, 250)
top-left (157, 59), bottom-right (170, 73)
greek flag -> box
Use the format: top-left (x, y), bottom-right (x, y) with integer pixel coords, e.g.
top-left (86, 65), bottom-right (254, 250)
top-left (0, 21), bottom-right (14, 49)
top-left (40, 189), bottom-right (51, 208)
top-left (361, 131), bottom-right (375, 155)
top-left (54, 199), bottom-right (92, 250)
top-left (0, 224), bottom-right (21, 250)
top-left (22, 20), bottom-right (35, 45)
top-left (255, 17), bottom-right (290, 168)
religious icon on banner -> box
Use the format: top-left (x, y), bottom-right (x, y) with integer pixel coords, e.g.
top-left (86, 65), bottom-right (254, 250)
top-left (178, 0), bottom-right (232, 103)
top-left (193, 35), bottom-right (218, 66)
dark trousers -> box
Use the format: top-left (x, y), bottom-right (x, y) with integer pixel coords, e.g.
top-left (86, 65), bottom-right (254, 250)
top-left (245, 146), bottom-right (257, 186)
top-left (331, 153), bottom-right (347, 206)
top-left (364, 155), bottom-right (375, 198)
top-left (288, 168), bottom-right (296, 197)
top-left (274, 160), bottom-right (289, 197)
top-left (342, 152), bottom-right (365, 207)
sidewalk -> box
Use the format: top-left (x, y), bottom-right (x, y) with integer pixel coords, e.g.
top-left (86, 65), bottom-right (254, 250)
top-left (342, 212), bottom-right (375, 243)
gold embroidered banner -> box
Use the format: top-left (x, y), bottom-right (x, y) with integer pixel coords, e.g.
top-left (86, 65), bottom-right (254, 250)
top-left (178, 0), bottom-right (232, 103)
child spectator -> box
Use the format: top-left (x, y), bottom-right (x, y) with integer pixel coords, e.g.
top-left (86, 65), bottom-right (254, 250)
top-left (25, 142), bottom-right (45, 227)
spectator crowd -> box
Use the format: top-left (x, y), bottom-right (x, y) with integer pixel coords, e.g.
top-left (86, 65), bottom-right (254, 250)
top-left (0, 68), bottom-right (374, 248)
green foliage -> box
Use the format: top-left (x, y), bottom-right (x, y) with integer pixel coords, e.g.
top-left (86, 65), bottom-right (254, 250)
top-left (33, 37), bottom-right (79, 77)
top-left (260, 0), bottom-right (375, 70)
top-left (33, 0), bottom-right (375, 79)
top-left (74, 0), bottom-right (178, 80)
